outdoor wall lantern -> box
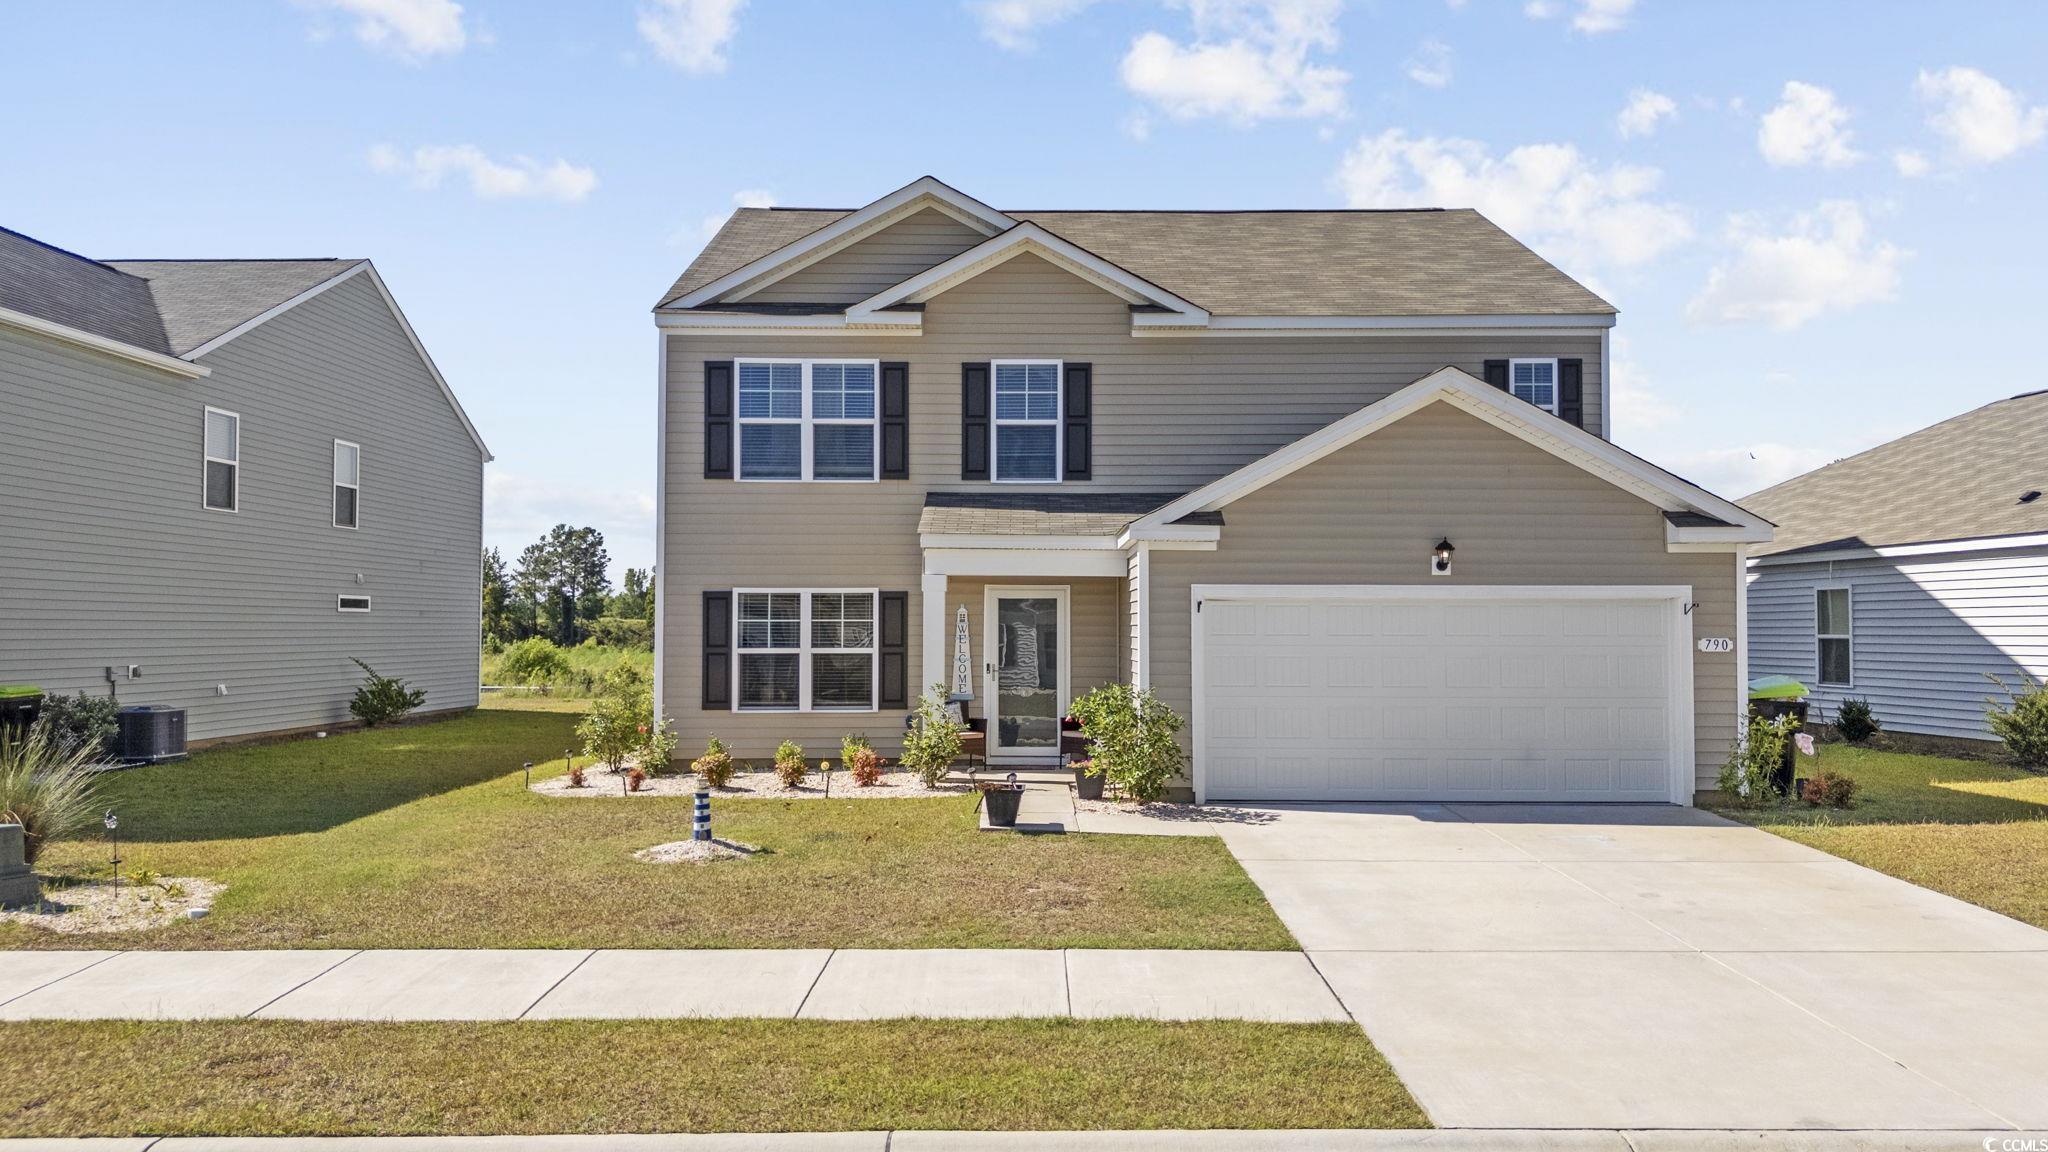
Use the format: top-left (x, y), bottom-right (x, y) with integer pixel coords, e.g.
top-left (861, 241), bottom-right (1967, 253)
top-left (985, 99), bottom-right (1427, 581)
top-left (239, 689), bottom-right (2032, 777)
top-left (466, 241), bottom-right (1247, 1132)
top-left (1431, 538), bottom-right (1455, 576)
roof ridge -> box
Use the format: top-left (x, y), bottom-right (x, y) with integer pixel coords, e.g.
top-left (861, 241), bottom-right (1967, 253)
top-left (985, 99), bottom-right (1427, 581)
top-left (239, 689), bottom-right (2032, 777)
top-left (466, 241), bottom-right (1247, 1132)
top-left (750, 205), bottom-right (1455, 215)
top-left (0, 224), bottom-right (146, 280)
top-left (107, 257), bottom-right (352, 264)
top-left (1747, 390), bottom-right (2042, 501)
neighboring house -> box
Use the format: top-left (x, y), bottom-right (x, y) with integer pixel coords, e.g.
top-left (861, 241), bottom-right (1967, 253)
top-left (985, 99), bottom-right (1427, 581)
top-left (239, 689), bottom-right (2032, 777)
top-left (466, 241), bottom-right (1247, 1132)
top-left (0, 226), bottom-right (489, 743)
top-left (1744, 391), bottom-right (2048, 741)
top-left (653, 177), bottom-right (1772, 804)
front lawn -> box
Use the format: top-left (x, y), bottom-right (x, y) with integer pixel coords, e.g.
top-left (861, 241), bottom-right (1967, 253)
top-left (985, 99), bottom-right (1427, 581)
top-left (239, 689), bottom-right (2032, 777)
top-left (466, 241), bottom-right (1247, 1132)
top-left (3, 704), bottom-right (1292, 950)
top-left (0, 1018), bottom-right (1426, 1135)
top-left (1709, 744), bottom-right (2048, 930)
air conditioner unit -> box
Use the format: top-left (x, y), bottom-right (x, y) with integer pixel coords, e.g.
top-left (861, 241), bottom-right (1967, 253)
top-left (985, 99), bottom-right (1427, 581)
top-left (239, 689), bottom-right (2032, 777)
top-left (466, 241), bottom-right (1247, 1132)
top-left (116, 706), bottom-right (187, 763)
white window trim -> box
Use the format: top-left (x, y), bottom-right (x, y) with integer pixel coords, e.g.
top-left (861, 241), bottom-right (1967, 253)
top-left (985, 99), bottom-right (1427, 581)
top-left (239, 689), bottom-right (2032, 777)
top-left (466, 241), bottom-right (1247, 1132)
top-left (734, 358), bottom-right (882, 483)
top-left (1816, 585), bottom-right (1853, 688)
top-left (1507, 357), bottom-right (1560, 415)
top-left (202, 405), bottom-right (240, 513)
top-left (990, 358), bottom-right (1063, 483)
top-left (333, 439), bottom-right (361, 530)
top-left (732, 588), bottom-right (880, 713)
top-left (337, 595), bottom-right (372, 613)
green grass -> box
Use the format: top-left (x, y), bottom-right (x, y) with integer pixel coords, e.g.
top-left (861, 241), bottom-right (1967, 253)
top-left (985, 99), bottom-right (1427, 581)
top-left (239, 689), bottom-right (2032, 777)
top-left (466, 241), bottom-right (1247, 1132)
top-left (480, 642), bottom-right (651, 698)
top-left (0, 1019), bottom-right (1425, 1136)
top-left (3, 706), bottom-right (1292, 951)
top-left (1708, 743), bottom-right (2048, 929)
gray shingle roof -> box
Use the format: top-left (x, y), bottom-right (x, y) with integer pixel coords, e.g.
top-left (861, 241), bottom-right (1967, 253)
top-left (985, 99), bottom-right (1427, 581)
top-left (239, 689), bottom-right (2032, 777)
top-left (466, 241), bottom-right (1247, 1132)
top-left (1744, 390), bottom-right (2048, 557)
top-left (107, 259), bottom-right (361, 355)
top-left (662, 206), bottom-right (1614, 317)
top-left (0, 227), bottom-right (171, 353)
top-left (920, 490), bottom-right (1220, 537)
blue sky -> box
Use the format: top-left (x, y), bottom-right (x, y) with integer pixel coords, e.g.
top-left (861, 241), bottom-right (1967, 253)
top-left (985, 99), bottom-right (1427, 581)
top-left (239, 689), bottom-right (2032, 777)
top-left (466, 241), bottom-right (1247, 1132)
top-left (6, 0), bottom-right (2045, 581)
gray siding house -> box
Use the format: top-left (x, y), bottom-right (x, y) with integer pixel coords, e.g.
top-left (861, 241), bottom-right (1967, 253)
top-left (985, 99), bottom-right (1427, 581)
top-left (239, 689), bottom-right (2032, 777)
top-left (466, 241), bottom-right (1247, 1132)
top-left (1745, 391), bottom-right (2048, 740)
top-left (0, 226), bottom-right (489, 743)
top-left (654, 178), bottom-right (1772, 804)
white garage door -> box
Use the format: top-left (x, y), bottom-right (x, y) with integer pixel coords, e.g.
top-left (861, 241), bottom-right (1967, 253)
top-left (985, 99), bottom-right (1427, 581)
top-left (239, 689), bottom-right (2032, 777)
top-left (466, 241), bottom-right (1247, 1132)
top-left (1197, 590), bottom-right (1686, 803)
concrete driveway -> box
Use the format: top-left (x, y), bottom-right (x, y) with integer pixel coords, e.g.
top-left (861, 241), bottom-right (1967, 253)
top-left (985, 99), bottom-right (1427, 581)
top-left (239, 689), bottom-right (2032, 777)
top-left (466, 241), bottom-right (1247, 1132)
top-left (1217, 803), bottom-right (2048, 1132)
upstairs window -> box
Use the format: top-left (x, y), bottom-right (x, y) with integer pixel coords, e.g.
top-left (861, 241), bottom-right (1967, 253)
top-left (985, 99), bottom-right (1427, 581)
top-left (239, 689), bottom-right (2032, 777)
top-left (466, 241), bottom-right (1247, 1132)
top-left (736, 359), bottom-right (877, 481)
top-left (203, 407), bottom-right (239, 512)
top-left (1816, 587), bottom-right (1853, 686)
top-left (1509, 358), bottom-right (1558, 413)
top-left (993, 360), bottom-right (1060, 482)
top-left (333, 440), bottom-right (361, 529)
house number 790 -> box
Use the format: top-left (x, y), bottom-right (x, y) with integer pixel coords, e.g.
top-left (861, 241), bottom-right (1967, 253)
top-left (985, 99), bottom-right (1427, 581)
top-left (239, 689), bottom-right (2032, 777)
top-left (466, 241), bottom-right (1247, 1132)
top-left (1696, 637), bottom-right (1734, 653)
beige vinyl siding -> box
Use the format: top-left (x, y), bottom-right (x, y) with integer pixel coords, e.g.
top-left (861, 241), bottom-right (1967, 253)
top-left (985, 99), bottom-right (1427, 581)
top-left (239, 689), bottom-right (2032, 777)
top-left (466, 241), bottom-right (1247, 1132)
top-left (1147, 403), bottom-right (1739, 792)
top-left (0, 275), bottom-right (484, 741)
top-left (741, 209), bottom-right (989, 305)
top-left (663, 252), bottom-right (1611, 754)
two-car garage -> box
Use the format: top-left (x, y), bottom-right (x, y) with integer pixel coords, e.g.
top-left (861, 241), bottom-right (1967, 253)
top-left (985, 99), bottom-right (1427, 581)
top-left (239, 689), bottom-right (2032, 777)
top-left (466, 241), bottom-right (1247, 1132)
top-left (1193, 586), bottom-right (1694, 805)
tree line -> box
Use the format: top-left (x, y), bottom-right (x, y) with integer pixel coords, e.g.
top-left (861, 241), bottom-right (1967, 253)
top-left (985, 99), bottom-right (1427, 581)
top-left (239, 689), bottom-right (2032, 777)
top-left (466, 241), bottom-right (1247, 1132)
top-left (482, 524), bottom-right (653, 649)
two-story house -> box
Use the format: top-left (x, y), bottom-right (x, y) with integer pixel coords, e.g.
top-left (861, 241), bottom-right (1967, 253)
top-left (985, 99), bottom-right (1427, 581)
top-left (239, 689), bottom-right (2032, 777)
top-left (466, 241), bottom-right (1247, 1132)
top-left (0, 225), bottom-right (489, 743)
top-left (653, 178), bottom-right (1772, 804)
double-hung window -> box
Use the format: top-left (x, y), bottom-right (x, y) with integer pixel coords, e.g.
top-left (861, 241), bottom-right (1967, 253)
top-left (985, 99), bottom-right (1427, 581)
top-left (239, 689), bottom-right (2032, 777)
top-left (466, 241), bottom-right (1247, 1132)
top-left (1509, 358), bottom-right (1558, 413)
top-left (992, 360), bottom-right (1060, 481)
top-left (333, 440), bottom-right (361, 528)
top-left (203, 406), bottom-right (240, 512)
top-left (735, 590), bottom-right (877, 711)
top-left (1816, 587), bottom-right (1852, 687)
top-left (736, 359), bottom-right (877, 481)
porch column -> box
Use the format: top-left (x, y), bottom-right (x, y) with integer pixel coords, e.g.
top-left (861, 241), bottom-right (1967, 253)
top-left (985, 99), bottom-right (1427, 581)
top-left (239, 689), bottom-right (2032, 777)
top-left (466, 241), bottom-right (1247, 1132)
top-left (921, 571), bottom-right (948, 703)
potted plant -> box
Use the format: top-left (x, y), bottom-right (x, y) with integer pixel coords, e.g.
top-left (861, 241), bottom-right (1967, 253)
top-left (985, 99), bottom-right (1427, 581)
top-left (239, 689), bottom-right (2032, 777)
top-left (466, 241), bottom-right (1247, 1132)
top-left (979, 775), bottom-right (1026, 827)
top-left (1071, 758), bottom-right (1104, 801)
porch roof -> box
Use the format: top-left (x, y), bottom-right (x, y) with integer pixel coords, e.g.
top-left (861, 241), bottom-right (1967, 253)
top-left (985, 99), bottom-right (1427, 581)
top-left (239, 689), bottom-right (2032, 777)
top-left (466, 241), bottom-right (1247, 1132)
top-left (919, 490), bottom-right (1223, 538)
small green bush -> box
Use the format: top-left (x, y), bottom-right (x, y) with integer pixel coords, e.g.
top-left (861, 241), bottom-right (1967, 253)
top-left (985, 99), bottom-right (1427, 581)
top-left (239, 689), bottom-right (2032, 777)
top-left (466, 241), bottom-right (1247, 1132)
top-left (1833, 697), bottom-right (1880, 743)
top-left (692, 736), bottom-right (735, 788)
top-left (31, 692), bottom-right (119, 759)
top-left (1718, 713), bottom-right (1795, 805)
top-left (0, 726), bottom-right (103, 867)
top-left (1068, 684), bottom-right (1186, 803)
top-left (842, 733), bottom-right (883, 786)
top-left (497, 638), bottom-right (573, 685)
top-left (349, 659), bottom-right (427, 727)
top-left (900, 685), bottom-right (964, 789)
top-left (1986, 673), bottom-right (2048, 769)
top-left (774, 740), bottom-right (808, 788)
top-left (577, 664), bottom-right (673, 774)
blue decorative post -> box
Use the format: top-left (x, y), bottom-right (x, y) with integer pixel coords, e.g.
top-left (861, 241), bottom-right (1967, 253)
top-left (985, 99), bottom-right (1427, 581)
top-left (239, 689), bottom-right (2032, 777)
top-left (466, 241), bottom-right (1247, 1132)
top-left (693, 790), bottom-right (711, 842)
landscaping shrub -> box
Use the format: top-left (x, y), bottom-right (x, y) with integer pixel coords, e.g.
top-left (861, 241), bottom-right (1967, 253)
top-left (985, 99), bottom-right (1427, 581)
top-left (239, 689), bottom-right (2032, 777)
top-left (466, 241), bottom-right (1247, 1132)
top-left (692, 736), bottom-right (735, 788)
top-left (843, 733), bottom-right (883, 787)
top-left (1802, 767), bottom-right (1859, 808)
top-left (496, 637), bottom-right (573, 685)
top-left (349, 659), bottom-right (427, 727)
top-left (774, 740), bottom-right (808, 788)
top-left (640, 716), bottom-right (679, 775)
top-left (626, 766), bottom-right (647, 792)
top-left (30, 692), bottom-right (119, 758)
top-left (1986, 672), bottom-right (2048, 769)
top-left (578, 664), bottom-right (652, 772)
top-left (1068, 684), bottom-right (1186, 803)
top-left (1833, 697), bottom-right (1880, 743)
top-left (0, 725), bottom-right (102, 867)
top-left (900, 685), bottom-right (964, 788)
top-left (565, 759), bottom-right (587, 788)
top-left (1718, 713), bottom-right (1795, 805)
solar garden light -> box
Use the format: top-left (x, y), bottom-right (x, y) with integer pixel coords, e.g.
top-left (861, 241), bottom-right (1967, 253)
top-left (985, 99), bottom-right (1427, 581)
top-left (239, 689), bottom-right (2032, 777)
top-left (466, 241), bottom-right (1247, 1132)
top-left (103, 810), bottom-right (119, 890)
top-left (524, 761), bottom-right (533, 786)
top-left (693, 789), bottom-right (711, 842)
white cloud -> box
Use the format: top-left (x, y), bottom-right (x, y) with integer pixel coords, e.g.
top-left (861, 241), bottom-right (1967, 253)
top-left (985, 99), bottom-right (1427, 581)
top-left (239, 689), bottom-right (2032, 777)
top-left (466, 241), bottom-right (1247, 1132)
top-left (302, 0), bottom-right (466, 60)
top-left (1757, 81), bottom-right (1860, 168)
top-left (1687, 201), bottom-right (1905, 331)
top-left (1892, 149), bottom-right (1930, 177)
top-left (487, 471), bottom-right (655, 584)
top-left (1120, 0), bottom-right (1349, 124)
top-left (1915, 65), bottom-right (2048, 164)
top-left (1524, 0), bottom-right (1635, 34)
top-left (638, 0), bottom-right (745, 74)
top-left (1616, 89), bottom-right (1676, 138)
top-left (368, 144), bottom-right (598, 203)
top-left (1606, 337), bottom-right (1682, 445)
top-left (1334, 129), bottom-right (1691, 271)
top-left (1405, 39), bottom-right (1453, 89)
top-left (969, 0), bottom-right (1096, 51)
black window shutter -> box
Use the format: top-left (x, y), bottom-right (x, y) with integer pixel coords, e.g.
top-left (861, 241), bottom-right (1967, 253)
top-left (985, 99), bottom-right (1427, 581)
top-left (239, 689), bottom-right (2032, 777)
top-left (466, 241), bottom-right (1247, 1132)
top-left (1557, 358), bottom-right (1585, 429)
top-left (1482, 360), bottom-right (1509, 392)
top-left (879, 361), bottom-right (909, 479)
top-left (878, 591), bottom-right (908, 708)
top-left (701, 590), bottom-right (731, 709)
top-left (1063, 362), bottom-right (1092, 481)
top-left (961, 362), bottom-right (990, 480)
top-left (703, 361), bottom-right (734, 479)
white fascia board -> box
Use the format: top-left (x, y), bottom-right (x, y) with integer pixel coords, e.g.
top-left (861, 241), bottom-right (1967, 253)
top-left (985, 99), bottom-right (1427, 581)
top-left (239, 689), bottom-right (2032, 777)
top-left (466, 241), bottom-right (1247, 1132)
top-left (1116, 523), bottom-right (1221, 548)
top-left (922, 546), bottom-right (1128, 578)
top-left (1666, 522), bottom-right (1775, 546)
top-left (1748, 531), bottom-right (2048, 567)
top-left (667, 177), bottom-right (1014, 310)
top-left (0, 305), bottom-right (211, 378)
top-left (655, 311), bottom-right (920, 336)
top-left (919, 533), bottom-right (1121, 552)
top-left (848, 222), bottom-right (1208, 325)
top-left (1128, 366), bottom-right (1771, 539)
top-left (1131, 311), bottom-right (1615, 333)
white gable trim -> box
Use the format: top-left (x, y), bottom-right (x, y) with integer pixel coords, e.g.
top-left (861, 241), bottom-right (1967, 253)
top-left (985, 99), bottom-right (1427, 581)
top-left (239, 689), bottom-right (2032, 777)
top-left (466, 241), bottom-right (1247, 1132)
top-left (1125, 367), bottom-right (1771, 543)
top-left (1130, 312), bottom-right (1616, 334)
top-left (183, 261), bottom-right (492, 461)
top-left (847, 222), bottom-right (1208, 326)
top-left (0, 304), bottom-right (210, 378)
top-left (666, 177), bottom-right (1013, 310)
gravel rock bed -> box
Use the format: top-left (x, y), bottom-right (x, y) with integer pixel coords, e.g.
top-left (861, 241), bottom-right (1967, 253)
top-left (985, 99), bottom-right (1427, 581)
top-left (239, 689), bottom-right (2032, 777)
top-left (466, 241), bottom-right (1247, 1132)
top-left (1072, 797), bottom-right (1280, 825)
top-left (634, 838), bottom-right (759, 865)
top-left (2, 877), bottom-right (224, 934)
top-left (534, 768), bottom-right (971, 800)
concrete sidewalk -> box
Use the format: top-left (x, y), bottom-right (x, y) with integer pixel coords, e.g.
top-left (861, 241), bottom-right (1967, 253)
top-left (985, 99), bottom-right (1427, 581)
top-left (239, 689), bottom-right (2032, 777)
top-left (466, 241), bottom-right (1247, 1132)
top-left (0, 947), bottom-right (1348, 1023)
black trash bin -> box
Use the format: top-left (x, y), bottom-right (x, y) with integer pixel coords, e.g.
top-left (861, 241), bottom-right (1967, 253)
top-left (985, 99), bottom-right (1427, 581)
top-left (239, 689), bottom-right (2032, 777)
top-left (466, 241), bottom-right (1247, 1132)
top-left (0, 687), bottom-right (43, 743)
top-left (1748, 697), bottom-right (1809, 798)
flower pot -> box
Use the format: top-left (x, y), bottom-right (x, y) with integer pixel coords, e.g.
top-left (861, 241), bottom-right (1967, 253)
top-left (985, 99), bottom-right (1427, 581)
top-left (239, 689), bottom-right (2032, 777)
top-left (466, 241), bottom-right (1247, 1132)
top-left (1073, 761), bottom-right (1104, 801)
top-left (981, 784), bottom-right (1026, 827)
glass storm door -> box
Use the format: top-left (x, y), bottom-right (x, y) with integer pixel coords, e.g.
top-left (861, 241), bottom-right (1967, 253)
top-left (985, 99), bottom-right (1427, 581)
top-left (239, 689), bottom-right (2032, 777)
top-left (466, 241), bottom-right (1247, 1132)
top-left (983, 587), bottom-right (1068, 763)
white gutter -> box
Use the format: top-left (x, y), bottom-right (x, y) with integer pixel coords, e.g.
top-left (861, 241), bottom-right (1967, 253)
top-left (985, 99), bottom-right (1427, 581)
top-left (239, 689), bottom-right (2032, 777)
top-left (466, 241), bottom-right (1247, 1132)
top-left (0, 305), bottom-right (210, 378)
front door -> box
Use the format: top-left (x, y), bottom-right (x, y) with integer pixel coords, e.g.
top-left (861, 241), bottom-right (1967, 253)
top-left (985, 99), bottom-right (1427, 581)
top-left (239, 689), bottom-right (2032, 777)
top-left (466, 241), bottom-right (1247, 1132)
top-left (983, 586), bottom-right (1070, 765)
